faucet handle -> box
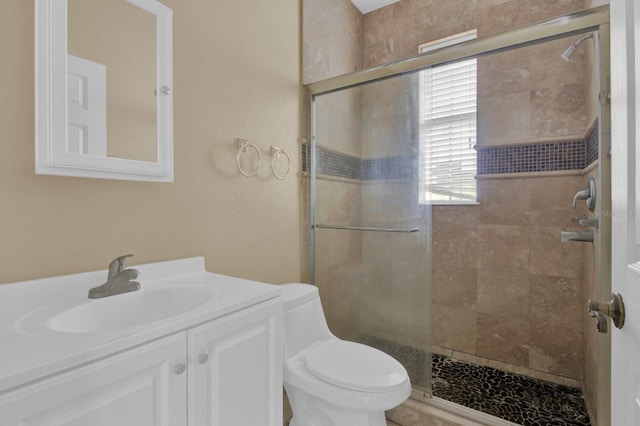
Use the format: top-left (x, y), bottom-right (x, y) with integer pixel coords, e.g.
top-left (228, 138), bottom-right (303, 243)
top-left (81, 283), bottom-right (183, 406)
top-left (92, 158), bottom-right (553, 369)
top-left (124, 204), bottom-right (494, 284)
top-left (572, 177), bottom-right (596, 211)
top-left (572, 189), bottom-right (590, 208)
top-left (108, 254), bottom-right (134, 278)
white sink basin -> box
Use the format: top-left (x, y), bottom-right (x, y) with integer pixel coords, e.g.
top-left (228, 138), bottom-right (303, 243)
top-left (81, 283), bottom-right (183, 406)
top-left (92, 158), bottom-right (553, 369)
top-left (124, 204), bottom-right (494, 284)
top-left (38, 284), bottom-right (222, 334)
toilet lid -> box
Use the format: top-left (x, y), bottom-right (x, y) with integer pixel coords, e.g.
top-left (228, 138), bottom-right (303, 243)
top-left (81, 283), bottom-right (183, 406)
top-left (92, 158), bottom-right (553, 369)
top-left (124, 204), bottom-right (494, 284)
top-left (303, 340), bottom-right (408, 393)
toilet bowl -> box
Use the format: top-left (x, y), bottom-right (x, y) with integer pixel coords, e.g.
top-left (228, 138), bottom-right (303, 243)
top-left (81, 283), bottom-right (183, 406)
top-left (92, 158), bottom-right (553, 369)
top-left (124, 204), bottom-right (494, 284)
top-left (281, 283), bottom-right (411, 426)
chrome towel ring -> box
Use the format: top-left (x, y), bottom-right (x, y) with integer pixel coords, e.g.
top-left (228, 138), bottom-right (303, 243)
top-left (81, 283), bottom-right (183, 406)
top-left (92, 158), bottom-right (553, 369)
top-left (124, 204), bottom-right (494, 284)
top-left (235, 138), bottom-right (261, 177)
top-left (270, 146), bottom-right (291, 180)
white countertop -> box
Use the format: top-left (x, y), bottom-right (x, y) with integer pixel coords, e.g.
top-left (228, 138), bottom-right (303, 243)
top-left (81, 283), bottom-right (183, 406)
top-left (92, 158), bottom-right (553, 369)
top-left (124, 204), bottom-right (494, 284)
top-left (0, 257), bottom-right (281, 394)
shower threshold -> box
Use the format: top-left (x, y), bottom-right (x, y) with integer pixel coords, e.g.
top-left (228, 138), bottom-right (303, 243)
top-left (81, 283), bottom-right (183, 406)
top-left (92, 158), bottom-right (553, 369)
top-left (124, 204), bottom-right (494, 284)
top-left (358, 336), bottom-right (591, 426)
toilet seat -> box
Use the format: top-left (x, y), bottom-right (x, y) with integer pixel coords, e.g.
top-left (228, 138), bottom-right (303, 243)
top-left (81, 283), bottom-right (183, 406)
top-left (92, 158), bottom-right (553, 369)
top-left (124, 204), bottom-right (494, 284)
top-left (303, 340), bottom-right (408, 393)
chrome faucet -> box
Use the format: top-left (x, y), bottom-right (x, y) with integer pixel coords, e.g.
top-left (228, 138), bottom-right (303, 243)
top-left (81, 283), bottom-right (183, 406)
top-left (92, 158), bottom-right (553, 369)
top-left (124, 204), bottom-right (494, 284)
top-left (560, 230), bottom-right (594, 243)
top-left (572, 215), bottom-right (599, 228)
top-left (107, 254), bottom-right (131, 279)
top-left (88, 254), bottom-right (141, 299)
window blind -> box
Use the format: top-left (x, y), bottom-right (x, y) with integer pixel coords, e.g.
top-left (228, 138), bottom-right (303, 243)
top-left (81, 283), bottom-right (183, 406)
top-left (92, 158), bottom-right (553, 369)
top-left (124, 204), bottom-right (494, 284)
top-left (419, 33), bottom-right (477, 204)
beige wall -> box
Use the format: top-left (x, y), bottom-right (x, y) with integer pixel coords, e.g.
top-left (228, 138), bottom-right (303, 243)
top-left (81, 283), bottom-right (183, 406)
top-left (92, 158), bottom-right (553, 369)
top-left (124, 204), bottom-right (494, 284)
top-left (0, 0), bottom-right (301, 285)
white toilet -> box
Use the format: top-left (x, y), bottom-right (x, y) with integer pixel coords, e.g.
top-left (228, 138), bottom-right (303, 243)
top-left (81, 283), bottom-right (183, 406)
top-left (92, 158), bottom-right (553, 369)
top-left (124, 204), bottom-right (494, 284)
top-left (281, 283), bottom-right (411, 426)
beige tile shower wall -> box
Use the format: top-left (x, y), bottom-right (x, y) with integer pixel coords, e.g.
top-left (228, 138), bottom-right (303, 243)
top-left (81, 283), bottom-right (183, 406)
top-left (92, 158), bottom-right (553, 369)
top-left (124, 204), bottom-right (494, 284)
top-left (0, 0), bottom-right (300, 285)
top-left (363, 0), bottom-right (589, 147)
top-left (477, 40), bottom-right (588, 146)
top-left (302, 0), bottom-right (364, 282)
top-left (312, 91), bottom-right (364, 332)
top-left (315, 89), bottom-right (364, 156)
top-left (584, 36), bottom-right (600, 128)
top-left (358, 0), bottom-right (591, 381)
top-left (306, 0), bottom-right (366, 329)
top-left (303, 0), bottom-right (363, 84)
top-left (358, 180), bottom-right (430, 349)
top-left (314, 178), bottom-right (364, 339)
top-left (360, 75), bottom-right (419, 158)
top-left (356, 73), bottom-right (429, 348)
top-left (431, 175), bottom-right (588, 380)
top-left (586, 0), bottom-right (609, 7)
top-left (362, 0), bottom-right (476, 69)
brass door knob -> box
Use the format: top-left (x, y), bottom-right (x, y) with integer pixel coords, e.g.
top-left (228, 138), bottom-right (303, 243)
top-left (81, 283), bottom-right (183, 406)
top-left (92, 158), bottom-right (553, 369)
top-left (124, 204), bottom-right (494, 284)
top-left (588, 293), bottom-right (625, 332)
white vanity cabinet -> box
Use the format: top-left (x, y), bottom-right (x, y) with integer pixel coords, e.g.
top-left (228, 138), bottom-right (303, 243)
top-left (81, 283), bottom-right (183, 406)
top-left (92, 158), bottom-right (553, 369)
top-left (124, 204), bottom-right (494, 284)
top-left (0, 333), bottom-right (188, 425)
top-left (0, 296), bottom-right (282, 426)
top-left (188, 297), bottom-right (283, 426)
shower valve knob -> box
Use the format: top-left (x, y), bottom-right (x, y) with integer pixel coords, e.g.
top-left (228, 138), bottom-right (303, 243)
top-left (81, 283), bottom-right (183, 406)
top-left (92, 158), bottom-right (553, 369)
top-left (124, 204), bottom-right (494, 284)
top-left (572, 177), bottom-right (596, 212)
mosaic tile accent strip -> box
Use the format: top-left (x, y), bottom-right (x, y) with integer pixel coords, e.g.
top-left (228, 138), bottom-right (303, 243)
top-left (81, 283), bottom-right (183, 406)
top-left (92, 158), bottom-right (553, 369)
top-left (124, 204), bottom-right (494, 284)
top-left (302, 143), bottom-right (361, 180)
top-left (362, 156), bottom-right (414, 180)
top-left (585, 125), bottom-right (599, 167)
top-left (302, 144), bottom-right (413, 180)
top-left (304, 131), bottom-right (598, 180)
top-left (358, 336), bottom-right (591, 426)
top-left (476, 140), bottom-right (586, 175)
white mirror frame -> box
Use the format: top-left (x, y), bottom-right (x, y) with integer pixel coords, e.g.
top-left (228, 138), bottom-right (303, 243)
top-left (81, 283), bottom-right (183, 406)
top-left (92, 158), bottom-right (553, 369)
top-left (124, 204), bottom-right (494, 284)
top-left (35, 0), bottom-right (174, 182)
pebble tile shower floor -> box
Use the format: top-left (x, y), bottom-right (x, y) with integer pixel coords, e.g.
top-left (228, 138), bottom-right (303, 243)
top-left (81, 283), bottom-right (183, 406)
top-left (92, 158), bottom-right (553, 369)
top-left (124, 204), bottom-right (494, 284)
top-left (359, 337), bottom-right (591, 426)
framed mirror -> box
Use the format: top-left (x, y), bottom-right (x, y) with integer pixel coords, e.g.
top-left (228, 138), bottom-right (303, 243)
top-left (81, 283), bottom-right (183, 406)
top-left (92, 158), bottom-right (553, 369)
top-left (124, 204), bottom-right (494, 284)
top-left (35, 0), bottom-right (173, 182)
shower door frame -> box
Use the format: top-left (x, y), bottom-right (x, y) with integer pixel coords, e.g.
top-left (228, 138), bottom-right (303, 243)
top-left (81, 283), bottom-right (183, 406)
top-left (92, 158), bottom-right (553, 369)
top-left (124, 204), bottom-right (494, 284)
top-left (307, 5), bottom-right (611, 424)
top-left (307, 5), bottom-right (609, 96)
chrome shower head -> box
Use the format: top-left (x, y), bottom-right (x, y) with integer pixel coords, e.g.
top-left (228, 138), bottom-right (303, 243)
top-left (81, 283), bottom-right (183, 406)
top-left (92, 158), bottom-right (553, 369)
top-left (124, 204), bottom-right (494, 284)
top-left (561, 33), bottom-right (594, 61)
top-left (560, 44), bottom-right (577, 61)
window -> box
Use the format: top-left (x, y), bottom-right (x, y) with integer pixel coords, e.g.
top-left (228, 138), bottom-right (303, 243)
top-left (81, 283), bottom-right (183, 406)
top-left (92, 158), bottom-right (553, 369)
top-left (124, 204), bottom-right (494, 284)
top-left (419, 31), bottom-right (477, 204)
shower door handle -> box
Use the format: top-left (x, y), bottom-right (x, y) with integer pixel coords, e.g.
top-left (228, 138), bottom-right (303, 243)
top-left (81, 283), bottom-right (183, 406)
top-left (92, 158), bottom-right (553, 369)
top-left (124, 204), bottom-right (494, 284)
top-left (314, 224), bottom-right (420, 233)
top-left (588, 293), bottom-right (625, 333)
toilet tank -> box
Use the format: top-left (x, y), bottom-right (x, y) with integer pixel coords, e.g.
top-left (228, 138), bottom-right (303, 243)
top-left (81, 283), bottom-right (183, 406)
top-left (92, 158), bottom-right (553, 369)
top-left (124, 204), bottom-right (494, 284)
top-left (280, 283), bottom-right (333, 358)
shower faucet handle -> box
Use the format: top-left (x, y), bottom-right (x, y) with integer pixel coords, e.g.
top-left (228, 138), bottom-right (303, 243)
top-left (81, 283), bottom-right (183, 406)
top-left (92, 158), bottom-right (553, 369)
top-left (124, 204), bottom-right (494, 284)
top-left (572, 177), bottom-right (596, 212)
top-left (572, 189), bottom-right (590, 208)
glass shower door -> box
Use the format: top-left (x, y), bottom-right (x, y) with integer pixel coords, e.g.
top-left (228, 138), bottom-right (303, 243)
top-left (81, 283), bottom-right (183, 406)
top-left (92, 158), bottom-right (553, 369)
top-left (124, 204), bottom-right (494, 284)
top-left (310, 72), bottom-right (432, 395)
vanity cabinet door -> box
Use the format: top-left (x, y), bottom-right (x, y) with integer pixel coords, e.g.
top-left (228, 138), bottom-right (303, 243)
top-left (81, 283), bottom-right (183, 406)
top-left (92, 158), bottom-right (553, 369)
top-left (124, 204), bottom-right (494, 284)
top-left (188, 297), bottom-right (283, 426)
top-left (0, 333), bottom-right (187, 426)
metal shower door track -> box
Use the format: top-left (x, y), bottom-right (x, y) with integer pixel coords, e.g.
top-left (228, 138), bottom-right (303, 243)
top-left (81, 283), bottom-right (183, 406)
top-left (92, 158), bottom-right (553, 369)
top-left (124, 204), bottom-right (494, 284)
top-left (306, 5), bottom-right (609, 96)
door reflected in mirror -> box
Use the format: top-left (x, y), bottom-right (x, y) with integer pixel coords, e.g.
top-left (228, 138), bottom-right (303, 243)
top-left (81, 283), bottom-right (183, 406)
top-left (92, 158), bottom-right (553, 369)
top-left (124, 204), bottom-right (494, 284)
top-left (67, 0), bottom-right (157, 162)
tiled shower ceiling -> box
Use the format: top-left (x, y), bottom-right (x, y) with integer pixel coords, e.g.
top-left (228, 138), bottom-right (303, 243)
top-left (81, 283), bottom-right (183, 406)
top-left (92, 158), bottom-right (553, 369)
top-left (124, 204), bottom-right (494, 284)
top-left (350, 0), bottom-right (401, 14)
